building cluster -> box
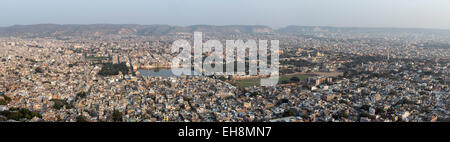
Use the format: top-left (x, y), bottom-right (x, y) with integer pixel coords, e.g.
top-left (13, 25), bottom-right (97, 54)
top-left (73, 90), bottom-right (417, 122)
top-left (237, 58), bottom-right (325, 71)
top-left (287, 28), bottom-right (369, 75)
top-left (0, 31), bottom-right (448, 122)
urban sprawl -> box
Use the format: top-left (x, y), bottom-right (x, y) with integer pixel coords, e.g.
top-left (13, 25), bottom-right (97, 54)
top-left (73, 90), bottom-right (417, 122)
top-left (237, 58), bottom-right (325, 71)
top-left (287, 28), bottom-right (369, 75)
top-left (0, 25), bottom-right (448, 122)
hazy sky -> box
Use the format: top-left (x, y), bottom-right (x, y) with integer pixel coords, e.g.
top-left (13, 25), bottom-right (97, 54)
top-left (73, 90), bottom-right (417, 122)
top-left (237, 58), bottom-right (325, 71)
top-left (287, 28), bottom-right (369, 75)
top-left (1, 0), bottom-right (450, 29)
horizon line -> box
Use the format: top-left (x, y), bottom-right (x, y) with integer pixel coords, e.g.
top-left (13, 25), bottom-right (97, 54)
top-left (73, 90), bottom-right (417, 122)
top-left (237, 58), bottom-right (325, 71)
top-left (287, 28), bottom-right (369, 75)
top-left (1, 23), bottom-right (450, 31)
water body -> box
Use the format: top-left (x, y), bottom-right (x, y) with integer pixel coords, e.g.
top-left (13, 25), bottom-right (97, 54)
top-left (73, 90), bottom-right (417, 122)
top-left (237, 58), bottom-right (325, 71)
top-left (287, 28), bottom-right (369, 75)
top-left (138, 68), bottom-right (200, 77)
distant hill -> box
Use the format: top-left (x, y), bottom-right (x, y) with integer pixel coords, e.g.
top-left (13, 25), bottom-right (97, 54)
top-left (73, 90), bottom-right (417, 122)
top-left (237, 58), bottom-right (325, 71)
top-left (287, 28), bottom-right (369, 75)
top-left (1, 24), bottom-right (449, 38)
top-left (0, 24), bottom-right (273, 38)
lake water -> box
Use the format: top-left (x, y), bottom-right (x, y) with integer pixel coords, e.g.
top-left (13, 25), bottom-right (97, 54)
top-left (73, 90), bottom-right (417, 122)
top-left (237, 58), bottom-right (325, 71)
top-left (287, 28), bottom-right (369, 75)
top-left (138, 68), bottom-right (200, 77)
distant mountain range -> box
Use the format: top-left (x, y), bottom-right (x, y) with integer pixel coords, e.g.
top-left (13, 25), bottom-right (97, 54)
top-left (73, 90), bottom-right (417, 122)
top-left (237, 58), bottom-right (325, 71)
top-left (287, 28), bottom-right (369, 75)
top-left (0, 24), bottom-right (272, 37)
top-left (0, 24), bottom-right (449, 37)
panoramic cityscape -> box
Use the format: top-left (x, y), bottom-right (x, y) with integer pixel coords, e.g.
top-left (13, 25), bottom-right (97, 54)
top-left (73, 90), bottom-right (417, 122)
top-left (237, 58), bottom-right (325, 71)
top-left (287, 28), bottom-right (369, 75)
top-left (0, 24), bottom-right (448, 122)
top-left (0, 0), bottom-right (448, 124)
